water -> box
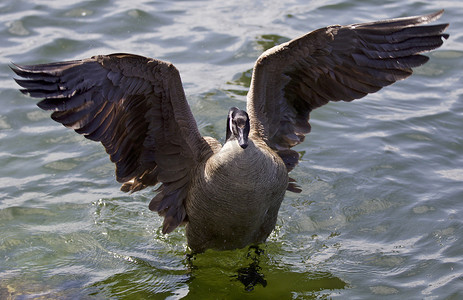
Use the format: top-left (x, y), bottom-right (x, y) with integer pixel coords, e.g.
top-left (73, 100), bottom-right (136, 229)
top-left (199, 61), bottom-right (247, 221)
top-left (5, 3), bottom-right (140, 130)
top-left (1, 0), bottom-right (462, 298)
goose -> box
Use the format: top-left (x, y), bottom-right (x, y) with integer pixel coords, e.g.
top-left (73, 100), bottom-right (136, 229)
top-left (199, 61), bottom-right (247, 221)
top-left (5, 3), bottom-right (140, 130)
top-left (12, 10), bottom-right (448, 253)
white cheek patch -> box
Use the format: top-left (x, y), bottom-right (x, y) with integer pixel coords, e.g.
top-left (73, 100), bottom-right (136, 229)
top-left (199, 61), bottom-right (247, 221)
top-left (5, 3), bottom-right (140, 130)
top-left (229, 112), bottom-right (234, 133)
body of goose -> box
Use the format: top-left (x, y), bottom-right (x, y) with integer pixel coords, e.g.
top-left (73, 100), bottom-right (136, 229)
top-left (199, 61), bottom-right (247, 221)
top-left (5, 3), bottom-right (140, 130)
top-left (186, 137), bottom-right (288, 252)
top-left (12, 11), bottom-right (448, 253)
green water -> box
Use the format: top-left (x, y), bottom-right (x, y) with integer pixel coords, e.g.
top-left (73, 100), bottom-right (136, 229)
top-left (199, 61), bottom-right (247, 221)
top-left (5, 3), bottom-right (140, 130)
top-left (1, 0), bottom-right (462, 298)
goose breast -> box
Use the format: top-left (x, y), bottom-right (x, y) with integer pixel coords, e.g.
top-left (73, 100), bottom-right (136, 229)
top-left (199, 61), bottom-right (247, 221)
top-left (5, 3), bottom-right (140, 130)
top-left (185, 138), bottom-right (288, 252)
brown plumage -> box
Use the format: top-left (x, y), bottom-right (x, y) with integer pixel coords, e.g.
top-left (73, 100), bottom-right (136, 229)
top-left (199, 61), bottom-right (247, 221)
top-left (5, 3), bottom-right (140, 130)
top-left (12, 11), bottom-right (448, 252)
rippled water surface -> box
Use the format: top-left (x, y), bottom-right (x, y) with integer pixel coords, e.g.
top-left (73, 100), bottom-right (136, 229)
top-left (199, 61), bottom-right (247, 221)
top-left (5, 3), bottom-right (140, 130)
top-left (1, 0), bottom-right (462, 298)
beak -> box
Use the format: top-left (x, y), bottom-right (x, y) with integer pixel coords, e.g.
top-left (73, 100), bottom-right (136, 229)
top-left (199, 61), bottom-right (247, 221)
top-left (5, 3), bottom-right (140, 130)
top-left (237, 127), bottom-right (248, 149)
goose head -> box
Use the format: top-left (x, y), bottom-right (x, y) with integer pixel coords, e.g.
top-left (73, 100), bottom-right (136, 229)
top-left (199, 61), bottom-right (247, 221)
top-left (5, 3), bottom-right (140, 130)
top-left (226, 107), bottom-right (250, 149)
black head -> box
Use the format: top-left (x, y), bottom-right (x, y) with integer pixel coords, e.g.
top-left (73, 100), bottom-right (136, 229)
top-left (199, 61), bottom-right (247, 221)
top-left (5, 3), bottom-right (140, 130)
top-left (226, 107), bottom-right (250, 149)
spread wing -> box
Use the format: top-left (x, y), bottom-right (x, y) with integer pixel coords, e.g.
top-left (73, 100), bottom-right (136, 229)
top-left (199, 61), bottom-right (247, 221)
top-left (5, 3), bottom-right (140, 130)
top-left (12, 53), bottom-right (212, 233)
top-left (247, 10), bottom-right (448, 166)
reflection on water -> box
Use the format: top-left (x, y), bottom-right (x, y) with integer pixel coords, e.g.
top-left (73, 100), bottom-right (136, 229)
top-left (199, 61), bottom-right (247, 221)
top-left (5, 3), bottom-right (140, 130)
top-left (184, 247), bottom-right (347, 298)
top-left (255, 34), bottom-right (289, 53)
top-left (226, 69), bottom-right (252, 97)
top-left (226, 34), bottom-right (289, 97)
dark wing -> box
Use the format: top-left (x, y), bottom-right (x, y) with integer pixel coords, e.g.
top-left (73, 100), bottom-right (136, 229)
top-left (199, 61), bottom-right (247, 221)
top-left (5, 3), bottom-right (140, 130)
top-left (247, 10), bottom-right (448, 159)
top-left (12, 53), bottom-right (212, 233)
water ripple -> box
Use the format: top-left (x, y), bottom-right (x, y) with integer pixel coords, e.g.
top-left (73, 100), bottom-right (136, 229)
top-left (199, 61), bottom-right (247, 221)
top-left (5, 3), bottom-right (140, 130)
top-left (1, 0), bottom-right (462, 298)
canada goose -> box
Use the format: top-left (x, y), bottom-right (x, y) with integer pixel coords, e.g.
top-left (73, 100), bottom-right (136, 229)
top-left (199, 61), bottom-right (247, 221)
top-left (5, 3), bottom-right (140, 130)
top-left (12, 11), bottom-right (448, 253)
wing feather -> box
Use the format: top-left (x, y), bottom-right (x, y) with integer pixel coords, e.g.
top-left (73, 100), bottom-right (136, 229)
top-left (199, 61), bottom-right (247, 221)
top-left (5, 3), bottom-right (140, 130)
top-left (247, 10), bottom-right (448, 157)
top-left (12, 53), bottom-right (211, 233)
